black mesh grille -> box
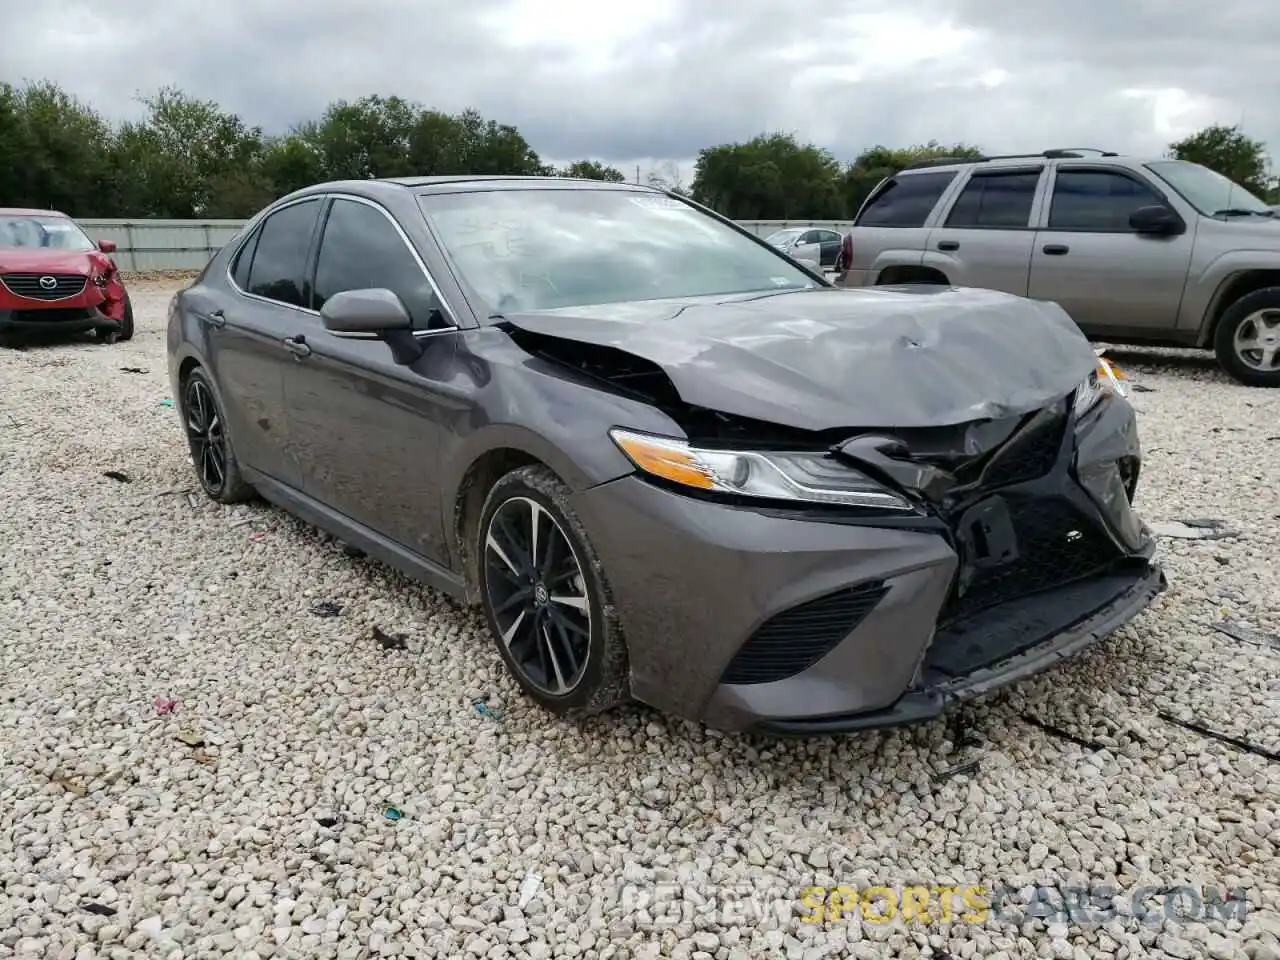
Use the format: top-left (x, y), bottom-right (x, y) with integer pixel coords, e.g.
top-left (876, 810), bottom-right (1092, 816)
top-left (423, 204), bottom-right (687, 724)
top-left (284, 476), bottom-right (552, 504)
top-left (721, 581), bottom-right (888, 685)
top-left (979, 407), bottom-right (1067, 488)
top-left (1, 273), bottom-right (88, 300)
top-left (943, 498), bottom-right (1119, 624)
top-left (7, 307), bottom-right (93, 324)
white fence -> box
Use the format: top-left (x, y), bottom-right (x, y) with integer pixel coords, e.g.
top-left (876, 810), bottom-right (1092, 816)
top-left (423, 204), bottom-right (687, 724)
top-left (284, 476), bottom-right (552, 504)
top-left (77, 218), bottom-right (856, 273)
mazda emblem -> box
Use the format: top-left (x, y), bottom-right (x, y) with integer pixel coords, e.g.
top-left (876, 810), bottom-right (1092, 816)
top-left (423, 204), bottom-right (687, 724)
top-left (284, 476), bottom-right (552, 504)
top-left (38, 276), bottom-right (57, 290)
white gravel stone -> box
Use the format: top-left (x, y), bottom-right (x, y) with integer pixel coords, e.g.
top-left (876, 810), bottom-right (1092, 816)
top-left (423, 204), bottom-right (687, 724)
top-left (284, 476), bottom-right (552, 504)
top-left (0, 285), bottom-right (1277, 958)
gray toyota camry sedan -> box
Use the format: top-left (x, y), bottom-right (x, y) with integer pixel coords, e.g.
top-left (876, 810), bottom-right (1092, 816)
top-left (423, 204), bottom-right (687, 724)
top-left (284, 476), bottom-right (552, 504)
top-left (167, 176), bottom-right (1165, 735)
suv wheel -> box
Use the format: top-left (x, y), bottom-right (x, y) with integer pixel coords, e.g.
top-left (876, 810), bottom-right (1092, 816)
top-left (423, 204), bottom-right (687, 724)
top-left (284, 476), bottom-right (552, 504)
top-left (117, 293), bottom-right (135, 342)
top-left (477, 465), bottom-right (629, 718)
top-left (180, 368), bottom-right (254, 503)
top-left (1214, 287), bottom-right (1280, 387)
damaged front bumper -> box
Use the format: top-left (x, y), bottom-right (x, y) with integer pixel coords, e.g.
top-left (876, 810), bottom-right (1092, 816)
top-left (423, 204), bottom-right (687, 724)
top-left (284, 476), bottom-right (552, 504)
top-left (755, 547), bottom-right (1165, 735)
top-left (0, 304), bottom-right (121, 336)
top-left (572, 390), bottom-right (1166, 736)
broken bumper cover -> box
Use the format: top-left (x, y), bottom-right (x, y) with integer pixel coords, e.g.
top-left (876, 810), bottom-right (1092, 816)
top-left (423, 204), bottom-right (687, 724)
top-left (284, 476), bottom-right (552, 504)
top-left (572, 393), bottom-right (1164, 735)
top-left (754, 551), bottom-right (1165, 735)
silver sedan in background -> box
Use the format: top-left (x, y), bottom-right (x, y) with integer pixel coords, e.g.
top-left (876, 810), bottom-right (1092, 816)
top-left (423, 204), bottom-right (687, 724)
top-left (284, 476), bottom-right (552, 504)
top-left (763, 227), bottom-right (843, 269)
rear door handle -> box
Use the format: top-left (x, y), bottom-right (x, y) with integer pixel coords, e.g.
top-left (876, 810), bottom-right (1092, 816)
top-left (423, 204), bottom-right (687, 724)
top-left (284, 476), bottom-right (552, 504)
top-left (1043, 244), bottom-right (1069, 255)
top-left (283, 335), bottom-right (312, 358)
top-left (937, 240), bottom-right (960, 251)
top-left (198, 309), bottom-right (226, 329)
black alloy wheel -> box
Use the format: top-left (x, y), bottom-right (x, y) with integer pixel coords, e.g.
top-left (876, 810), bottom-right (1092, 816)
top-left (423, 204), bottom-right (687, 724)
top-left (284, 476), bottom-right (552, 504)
top-left (185, 376), bottom-right (226, 495)
top-left (485, 495), bottom-right (591, 695)
top-left (477, 465), bottom-right (629, 716)
top-left (180, 368), bottom-right (254, 503)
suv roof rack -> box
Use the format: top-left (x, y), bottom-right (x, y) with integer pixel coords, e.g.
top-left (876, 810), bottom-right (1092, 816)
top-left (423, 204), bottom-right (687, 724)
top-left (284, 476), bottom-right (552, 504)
top-left (901, 147), bottom-right (1120, 171)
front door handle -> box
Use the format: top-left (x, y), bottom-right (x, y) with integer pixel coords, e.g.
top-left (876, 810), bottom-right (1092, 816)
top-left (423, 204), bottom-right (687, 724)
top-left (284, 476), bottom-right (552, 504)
top-left (283, 335), bottom-right (312, 358)
top-left (1043, 244), bottom-right (1069, 255)
top-left (937, 240), bottom-right (960, 251)
top-left (199, 309), bottom-right (226, 329)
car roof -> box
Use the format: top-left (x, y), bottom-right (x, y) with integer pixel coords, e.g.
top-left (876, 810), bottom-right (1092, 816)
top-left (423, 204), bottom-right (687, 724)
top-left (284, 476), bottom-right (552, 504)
top-left (279, 176), bottom-right (663, 204)
top-left (0, 208), bottom-right (70, 218)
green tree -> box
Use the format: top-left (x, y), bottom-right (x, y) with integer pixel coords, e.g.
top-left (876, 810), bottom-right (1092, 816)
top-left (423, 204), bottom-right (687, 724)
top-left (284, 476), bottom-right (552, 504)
top-left (306, 95), bottom-right (418, 180)
top-left (2, 81), bottom-right (117, 215)
top-left (258, 129), bottom-right (327, 198)
top-left (1168, 124), bottom-right (1275, 198)
top-left (557, 159), bottom-right (626, 182)
top-left (111, 87), bottom-right (269, 217)
top-left (840, 141), bottom-right (983, 218)
top-left (691, 133), bottom-right (841, 218)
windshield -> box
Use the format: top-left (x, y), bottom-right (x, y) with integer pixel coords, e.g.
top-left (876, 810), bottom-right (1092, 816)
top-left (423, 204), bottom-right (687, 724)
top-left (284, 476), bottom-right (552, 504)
top-left (764, 229), bottom-right (803, 245)
top-left (1145, 160), bottom-right (1273, 217)
top-left (0, 214), bottom-right (96, 252)
top-left (417, 189), bottom-right (820, 314)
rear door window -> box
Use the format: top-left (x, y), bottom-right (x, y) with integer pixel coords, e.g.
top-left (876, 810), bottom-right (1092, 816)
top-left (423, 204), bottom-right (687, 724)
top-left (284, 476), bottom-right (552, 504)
top-left (244, 199), bottom-right (322, 308)
top-left (857, 172), bottom-right (957, 228)
top-left (945, 170), bottom-right (1042, 228)
top-left (230, 228), bottom-right (260, 289)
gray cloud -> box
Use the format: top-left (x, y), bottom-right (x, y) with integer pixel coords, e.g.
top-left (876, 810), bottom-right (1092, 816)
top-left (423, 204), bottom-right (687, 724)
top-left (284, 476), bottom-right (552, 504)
top-left (6, 0), bottom-right (1279, 176)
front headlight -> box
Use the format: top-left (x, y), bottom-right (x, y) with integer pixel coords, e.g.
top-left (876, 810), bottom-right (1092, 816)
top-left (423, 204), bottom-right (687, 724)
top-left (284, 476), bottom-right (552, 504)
top-left (1074, 354), bottom-right (1129, 419)
top-left (609, 428), bottom-right (914, 511)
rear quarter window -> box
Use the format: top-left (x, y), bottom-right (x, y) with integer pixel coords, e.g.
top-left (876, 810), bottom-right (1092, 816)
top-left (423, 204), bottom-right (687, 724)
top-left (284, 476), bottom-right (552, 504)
top-left (856, 172), bottom-right (957, 228)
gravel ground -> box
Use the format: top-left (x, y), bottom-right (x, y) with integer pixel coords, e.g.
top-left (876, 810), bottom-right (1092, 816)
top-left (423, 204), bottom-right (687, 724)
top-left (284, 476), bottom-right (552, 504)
top-left (1, 279), bottom-right (1278, 960)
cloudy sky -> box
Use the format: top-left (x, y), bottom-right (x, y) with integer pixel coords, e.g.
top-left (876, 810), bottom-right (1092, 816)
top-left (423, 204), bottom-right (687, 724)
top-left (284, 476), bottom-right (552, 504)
top-left (7, 0), bottom-right (1278, 180)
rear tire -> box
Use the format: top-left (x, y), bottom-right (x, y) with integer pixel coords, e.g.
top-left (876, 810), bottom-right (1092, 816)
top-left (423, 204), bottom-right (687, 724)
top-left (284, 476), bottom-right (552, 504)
top-left (1213, 287), bottom-right (1280, 387)
top-left (476, 464), bottom-right (630, 718)
top-left (180, 367), bottom-right (254, 503)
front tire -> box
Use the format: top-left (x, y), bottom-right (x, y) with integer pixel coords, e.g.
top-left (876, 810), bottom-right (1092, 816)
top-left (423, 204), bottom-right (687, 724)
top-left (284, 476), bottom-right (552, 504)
top-left (1213, 287), bottom-right (1280, 387)
top-left (117, 292), bottom-right (135, 342)
top-left (180, 368), bottom-right (254, 503)
top-left (477, 465), bottom-right (629, 717)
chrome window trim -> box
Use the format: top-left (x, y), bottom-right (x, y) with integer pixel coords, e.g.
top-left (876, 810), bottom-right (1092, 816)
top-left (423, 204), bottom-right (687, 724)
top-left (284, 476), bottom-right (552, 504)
top-left (224, 193), bottom-right (460, 334)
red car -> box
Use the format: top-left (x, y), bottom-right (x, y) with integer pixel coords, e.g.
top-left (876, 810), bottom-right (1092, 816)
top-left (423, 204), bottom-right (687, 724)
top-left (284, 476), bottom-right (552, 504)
top-left (0, 208), bottom-right (133, 344)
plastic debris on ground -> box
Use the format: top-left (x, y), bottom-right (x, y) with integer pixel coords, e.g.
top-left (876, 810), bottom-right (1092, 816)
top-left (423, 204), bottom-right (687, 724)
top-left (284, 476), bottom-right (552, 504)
top-left (102, 470), bottom-right (132, 483)
top-left (249, 531), bottom-right (266, 542)
top-left (373, 627), bottom-right (408, 651)
top-left (82, 903), bottom-right (117, 917)
top-left (932, 759), bottom-right (980, 783)
top-left (518, 872), bottom-right (542, 908)
top-left (153, 696), bottom-right (178, 716)
top-left (157, 398), bottom-right (173, 407)
top-left (1212, 620), bottom-right (1280, 651)
top-left (473, 698), bottom-right (506, 722)
top-left (310, 600), bottom-right (343, 618)
top-left (1158, 711), bottom-right (1280, 762)
top-left (383, 806), bottom-right (403, 821)
top-left (1148, 519), bottom-right (1237, 540)
top-left (120, 367), bottom-right (147, 374)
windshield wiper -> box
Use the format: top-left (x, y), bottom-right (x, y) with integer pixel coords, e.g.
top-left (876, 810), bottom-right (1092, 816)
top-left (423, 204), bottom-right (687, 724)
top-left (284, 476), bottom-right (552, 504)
top-left (1213, 208), bottom-right (1275, 218)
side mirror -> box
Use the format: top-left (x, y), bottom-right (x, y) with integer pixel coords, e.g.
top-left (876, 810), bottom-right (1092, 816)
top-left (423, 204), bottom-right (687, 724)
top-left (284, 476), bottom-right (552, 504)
top-left (1129, 204), bottom-right (1184, 236)
top-left (320, 288), bottom-right (427, 366)
top-left (320, 288), bottom-right (412, 335)
top-left (97, 239), bottom-right (117, 253)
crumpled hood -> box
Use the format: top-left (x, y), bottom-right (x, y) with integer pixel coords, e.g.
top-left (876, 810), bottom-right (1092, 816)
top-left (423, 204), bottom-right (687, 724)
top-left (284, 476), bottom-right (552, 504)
top-left (0, 248), bottom-right (103, 276)
top-left (502, 285), bottom-right (1100, 430)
